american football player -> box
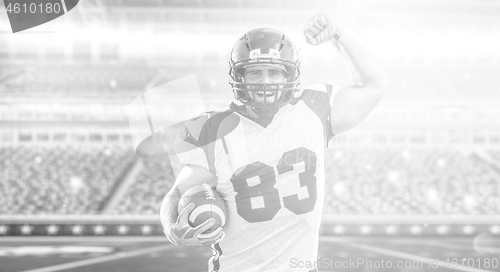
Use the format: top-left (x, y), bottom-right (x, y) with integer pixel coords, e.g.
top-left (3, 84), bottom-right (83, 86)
top-left (160, 13), bottom-right (389, 272)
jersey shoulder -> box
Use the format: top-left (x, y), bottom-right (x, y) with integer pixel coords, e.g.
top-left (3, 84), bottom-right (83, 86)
top-left (291, 83), bottom-right (339, 115)
top-left (174, 106), bottom-right (240, 173)
top-left (183, 107), bottom-right (229, 129)
top-left (291, 84), bottom-right (339, 141)
top-left (178, 106), bottom-right (239, 146)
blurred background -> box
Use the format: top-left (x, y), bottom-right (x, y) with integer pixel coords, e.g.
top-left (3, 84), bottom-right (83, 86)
top-left (1, 0), bottom-right (500, 240)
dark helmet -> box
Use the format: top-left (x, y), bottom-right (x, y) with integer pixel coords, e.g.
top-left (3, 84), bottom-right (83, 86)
top-left (228, 28), bottom-right (300, 116)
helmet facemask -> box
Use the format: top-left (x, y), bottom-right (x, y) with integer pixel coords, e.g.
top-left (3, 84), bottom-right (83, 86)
top-left (228, 29), bottom-right (300, 117)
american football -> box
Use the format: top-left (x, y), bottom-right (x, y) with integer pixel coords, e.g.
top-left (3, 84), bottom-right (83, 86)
top-left (178, 183), bottom-right (227, 234)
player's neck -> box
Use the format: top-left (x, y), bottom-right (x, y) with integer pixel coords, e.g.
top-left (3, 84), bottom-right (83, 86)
top-left (245, 106), bottom-right (261, 119)
top-left (245, 105), bottom-right (278, 119)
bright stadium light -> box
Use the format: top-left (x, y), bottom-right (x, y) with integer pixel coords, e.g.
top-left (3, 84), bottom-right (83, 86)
top-left (70, 176), bottom-right (83, 194)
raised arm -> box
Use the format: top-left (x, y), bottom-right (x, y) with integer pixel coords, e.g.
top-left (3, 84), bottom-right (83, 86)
top-left (304, 13), bottom-right (390, 135)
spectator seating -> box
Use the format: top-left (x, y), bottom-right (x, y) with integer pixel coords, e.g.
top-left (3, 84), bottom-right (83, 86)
top-left (0, 146), bottom-right (135, 214)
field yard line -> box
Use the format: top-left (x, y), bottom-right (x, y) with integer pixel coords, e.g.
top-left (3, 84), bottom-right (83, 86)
top-left (339, 238), bottom-right (476, 252)
top-left (427, 240), bottom-right (477, 251)
top-left (331, 237), bottom-right (500, 255)
top-left (322, 237), bottom-right (493, 272)
top-left (430, 240), bottom-right (500, 254)
top-left (19, 244), bottom-right (174, 272)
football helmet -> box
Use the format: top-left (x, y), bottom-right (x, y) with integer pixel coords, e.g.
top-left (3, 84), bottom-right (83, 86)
top-left (229, 28), bottom-right (300, 116)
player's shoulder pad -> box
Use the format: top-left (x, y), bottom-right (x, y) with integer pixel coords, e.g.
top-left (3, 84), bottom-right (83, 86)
top-left (183, 107), bottom-right (230, 132)
top-left (181, 106), bottom-right (239, 146)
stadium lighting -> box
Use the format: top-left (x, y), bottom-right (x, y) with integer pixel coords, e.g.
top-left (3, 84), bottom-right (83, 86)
top-left (70, 176), bottom-right (83, 194)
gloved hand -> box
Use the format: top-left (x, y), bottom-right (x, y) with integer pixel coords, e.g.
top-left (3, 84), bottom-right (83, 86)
top-left (165, 203), bottom-right (224, 247)
top-left (303, 13), bottom-right (341, 46)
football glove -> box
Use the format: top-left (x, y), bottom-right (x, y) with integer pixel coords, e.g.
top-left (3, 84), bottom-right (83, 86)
top-left (165, 203), bottom-right (224, 247)
top-left (303, 13), bottom-right (341, 46)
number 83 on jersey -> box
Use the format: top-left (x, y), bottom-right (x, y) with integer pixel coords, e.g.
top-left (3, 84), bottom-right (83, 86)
top-left (229, 147), bottom-right (318, 223)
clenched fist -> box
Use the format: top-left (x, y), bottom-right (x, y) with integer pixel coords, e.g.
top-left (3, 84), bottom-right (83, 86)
top-left (303, 13), bottom-right (341, 46)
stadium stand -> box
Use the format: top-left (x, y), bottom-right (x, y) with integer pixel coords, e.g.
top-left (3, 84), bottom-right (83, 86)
top-left (112, 158), bottom-right (183, 214)
top-left (0, 64), bottom-right (159, 95)
top-left (0, 146), bottom-right (135, 214)
top-left (1, 63), bottom-right (499, 99)
top-left (323, 148), bottom-right (500, 215)
top-left (99, 147), bottom-right (500, 216)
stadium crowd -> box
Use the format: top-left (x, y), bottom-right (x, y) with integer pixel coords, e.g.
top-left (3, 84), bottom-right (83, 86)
top-left (1, 145), bottom-right (499, 215)
top-left (113, 158), bottom-right (180, 214)
top-left (2, 63), bottom-right (498, 99)
top-left (108, 147), bottom-right (500, 215)
top-left (0, 65), bottom-right (159, 95)
top-left (2, 145), bottom-right (499, 215)
top-left (322, 148), bottom-right (500, 215)
top-left (0, 146), bottom-right (135, 214)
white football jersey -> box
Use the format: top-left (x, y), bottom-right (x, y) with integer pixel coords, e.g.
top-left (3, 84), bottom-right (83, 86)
top-left (175, 84), bottom-right (337, 272)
